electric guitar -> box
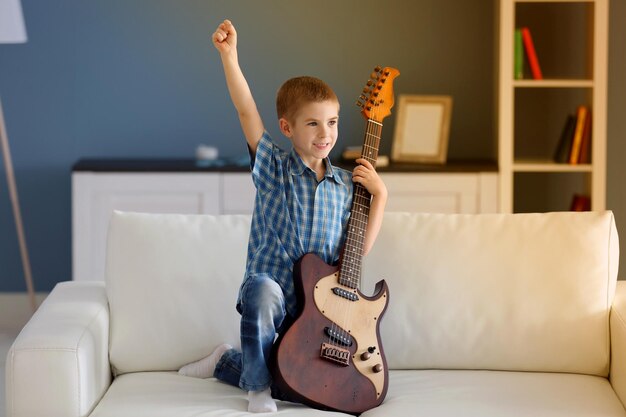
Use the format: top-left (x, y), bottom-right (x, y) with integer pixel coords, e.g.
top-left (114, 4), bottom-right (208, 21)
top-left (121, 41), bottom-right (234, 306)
top-left (271, 66), bottom-right (400, 414)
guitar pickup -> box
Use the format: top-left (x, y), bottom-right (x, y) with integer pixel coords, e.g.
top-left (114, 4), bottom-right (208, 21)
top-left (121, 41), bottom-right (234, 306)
top-left (332, 287), bottom-right (359, 301)
top-left (320, 343), bottom-right (350, 366)
top-left (324, 327), bottom-right (353, 346)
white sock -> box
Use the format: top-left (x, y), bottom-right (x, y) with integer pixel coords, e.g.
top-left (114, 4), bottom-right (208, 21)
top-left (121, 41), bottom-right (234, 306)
top-left (178, 343), bottom-right (232, 379)
top-left (248, 388), bottom-right (277, 413)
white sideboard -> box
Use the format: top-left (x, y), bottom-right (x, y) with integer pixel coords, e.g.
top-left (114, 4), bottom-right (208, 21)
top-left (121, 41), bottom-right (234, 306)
top-left (72, 160), bottom-right (498, 281)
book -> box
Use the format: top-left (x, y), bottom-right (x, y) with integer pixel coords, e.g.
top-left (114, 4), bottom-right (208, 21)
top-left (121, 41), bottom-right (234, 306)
top-left (521, 27), bottom-right (543, 80)
top-left (553, 114), bottom-right (576, 163)
top-left (568, 105), bottom-right (588, 164)
top-left (341, 146), bottom-right (389, 167)
top-left (514, 29), bottom-right (524, 79)
top-left (570, 194), bottom-right (591, 211)
top-left (577, 109), bottom-right (592, 164)
top-left (341, 146), bottom-right (363, 160)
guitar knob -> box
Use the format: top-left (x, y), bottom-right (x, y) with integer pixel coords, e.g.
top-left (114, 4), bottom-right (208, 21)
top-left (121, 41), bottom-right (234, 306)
top-left (360, 351), bottom-right (372, 361)
top-left (373, 364), bottom-right (383, 373)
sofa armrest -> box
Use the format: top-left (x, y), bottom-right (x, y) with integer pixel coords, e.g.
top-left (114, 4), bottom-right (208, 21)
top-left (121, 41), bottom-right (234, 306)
top-left (6, 281), bottom-right (111, 417)
top-left (611, 280), bottom-right (626, 407)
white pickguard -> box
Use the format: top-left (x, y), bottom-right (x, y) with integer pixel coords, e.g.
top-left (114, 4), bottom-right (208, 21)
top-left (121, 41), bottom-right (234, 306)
top-left (313, 273), bottom-right (388, 398)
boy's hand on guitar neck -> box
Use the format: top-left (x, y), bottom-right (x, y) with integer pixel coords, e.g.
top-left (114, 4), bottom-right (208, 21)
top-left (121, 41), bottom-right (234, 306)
top-left (212, 19), bottom-right (237, 56)
top-left (353, 158), bottom-right (388, 200)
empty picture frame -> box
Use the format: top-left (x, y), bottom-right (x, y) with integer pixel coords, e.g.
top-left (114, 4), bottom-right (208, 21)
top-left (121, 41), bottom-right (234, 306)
top-left (391, 95), bottom-right (453, 164)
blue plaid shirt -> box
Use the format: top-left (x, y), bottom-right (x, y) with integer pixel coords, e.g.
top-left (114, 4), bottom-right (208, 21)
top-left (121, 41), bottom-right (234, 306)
top-left (238, 132), bottom-right (353, 317)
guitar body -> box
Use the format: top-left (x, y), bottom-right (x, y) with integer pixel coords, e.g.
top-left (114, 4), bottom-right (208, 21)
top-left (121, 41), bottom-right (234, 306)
top-left (271, 253), bottom-right (389, 414)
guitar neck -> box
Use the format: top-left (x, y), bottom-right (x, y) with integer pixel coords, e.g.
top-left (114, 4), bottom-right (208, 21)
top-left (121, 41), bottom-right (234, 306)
top-left (339, 119), bottom-right (383, 289)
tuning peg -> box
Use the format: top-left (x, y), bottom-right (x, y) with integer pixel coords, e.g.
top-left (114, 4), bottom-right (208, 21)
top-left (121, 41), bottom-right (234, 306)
top-left (374, 65), bottom-right (382, 73)
top-left (356, 100), bottom-right (364, 107)
top-left (362, 87), bottom-right (371, 95)
top-left (366, 80), bottom-right (374, 87)
top-left (370, 72), bottom-right (379, 80)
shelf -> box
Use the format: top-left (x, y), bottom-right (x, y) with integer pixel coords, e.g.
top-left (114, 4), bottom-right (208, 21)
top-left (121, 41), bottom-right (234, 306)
top-left (512, 160), bottom-right (592, 172)
top-left (499, 0), bottom-right (607, 213)
top-left (515, 0), bottom-right (595, 3)
top-left (513, 79), bottom-right (594, 88)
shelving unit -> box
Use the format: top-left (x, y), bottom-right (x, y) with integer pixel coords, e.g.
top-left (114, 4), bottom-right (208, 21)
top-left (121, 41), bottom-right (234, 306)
top-left (498, 0), bottom-right (608, 213)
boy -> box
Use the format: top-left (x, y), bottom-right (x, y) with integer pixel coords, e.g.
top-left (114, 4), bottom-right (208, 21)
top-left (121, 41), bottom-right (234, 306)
top-left (179, 19), bottom-right (387, 413)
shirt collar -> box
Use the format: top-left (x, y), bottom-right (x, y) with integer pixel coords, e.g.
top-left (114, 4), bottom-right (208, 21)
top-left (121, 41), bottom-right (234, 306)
top-left (288, 148), bottom-right (345, 185)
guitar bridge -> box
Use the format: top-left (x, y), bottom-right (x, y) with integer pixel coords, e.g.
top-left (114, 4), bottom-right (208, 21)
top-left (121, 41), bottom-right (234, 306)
top-left (320, 343), bottom-right (350, 366)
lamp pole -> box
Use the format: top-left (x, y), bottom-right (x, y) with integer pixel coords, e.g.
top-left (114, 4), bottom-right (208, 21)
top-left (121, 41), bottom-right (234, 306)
top-left (0, 99), bottom-right (36, 311)
top-left (0, 0), bottom-right (37, 312)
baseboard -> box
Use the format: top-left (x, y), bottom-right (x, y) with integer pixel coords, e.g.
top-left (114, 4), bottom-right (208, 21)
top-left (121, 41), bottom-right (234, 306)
top-left (0, 292), bottom-right (49, 332)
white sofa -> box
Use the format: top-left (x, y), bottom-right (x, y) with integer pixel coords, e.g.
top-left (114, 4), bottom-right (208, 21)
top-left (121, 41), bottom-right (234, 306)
top-left (6, 210), bottom-right (626, 416)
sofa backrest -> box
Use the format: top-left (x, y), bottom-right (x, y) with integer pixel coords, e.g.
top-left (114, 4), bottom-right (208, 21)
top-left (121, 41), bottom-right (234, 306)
top-left (106, 212), bottom-right (250, 376)
top-left (106, 211), bottom-right (619, 377)
top-left (362, 211), bottom-right (618, 377)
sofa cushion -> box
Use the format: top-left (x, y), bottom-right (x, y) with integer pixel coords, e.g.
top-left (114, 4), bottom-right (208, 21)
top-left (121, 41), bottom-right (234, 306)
top-left (87, 370), bottom-right (626, 417)
top-left (362, 370), bottom-right (626, 417)
top-left (89, 372), bottom-right (351, 416)
top-left (362, 211), bottom-right (619, 376)
top-left (106, 212), bottom-right (251, 375)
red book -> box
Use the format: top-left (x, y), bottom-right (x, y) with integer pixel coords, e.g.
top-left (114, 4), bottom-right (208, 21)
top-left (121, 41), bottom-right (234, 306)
top-left (521, 27), bottom-right (543, 80)
top-left (570, 194), bottom-right (591, 212)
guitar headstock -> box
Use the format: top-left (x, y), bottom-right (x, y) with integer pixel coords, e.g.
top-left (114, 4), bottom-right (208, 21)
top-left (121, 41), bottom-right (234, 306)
top-left (356, 66), bottom-right (400, 123)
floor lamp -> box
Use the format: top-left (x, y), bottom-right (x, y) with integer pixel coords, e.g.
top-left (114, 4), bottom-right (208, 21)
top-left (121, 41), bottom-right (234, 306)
top-left (0, 0), bottom-right (37, 312)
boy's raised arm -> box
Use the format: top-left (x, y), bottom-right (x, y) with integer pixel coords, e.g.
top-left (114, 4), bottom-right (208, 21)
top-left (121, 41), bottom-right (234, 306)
top-left (213, 20), bottom-right (264, 155)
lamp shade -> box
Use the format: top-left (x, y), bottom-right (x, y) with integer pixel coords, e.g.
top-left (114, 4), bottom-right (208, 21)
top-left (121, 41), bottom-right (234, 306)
top-left (0, 0), bottom-right (27, 43)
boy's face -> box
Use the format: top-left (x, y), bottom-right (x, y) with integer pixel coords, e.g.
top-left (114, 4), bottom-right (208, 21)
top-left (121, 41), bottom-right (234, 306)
top-left (280, 100), bottom-right (339, 169)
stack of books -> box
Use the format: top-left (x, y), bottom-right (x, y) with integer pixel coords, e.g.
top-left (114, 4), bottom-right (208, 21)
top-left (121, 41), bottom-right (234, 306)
top-left (341, 146), bottom-right (389, 168)
top-left (553, 105), bottom-right (592, 165)
top-left (515, 27), bottom-right (542, 80)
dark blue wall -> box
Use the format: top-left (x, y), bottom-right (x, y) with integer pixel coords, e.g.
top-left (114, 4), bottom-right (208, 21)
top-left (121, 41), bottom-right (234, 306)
top-left (0, 0), bottom-right (497, 291)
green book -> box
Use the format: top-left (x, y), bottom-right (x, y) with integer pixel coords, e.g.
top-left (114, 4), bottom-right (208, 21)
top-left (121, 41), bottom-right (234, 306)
top-left (514, 29), bottom-right (524, 79)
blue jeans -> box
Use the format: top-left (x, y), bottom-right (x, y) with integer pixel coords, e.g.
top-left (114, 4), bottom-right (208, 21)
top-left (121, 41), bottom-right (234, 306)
top-left (214, 274), bottom-right (288, 392)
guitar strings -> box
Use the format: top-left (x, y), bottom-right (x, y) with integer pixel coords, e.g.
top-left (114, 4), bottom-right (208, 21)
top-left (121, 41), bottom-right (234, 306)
top-left (335, 88), bottom-right (382, 358)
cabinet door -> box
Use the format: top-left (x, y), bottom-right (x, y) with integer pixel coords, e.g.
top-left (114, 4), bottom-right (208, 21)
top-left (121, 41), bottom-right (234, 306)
top-left (381, 173), bottom-right (492, 214)
top-left (72, 172), bottom-right (220, 281)
top-left (221, 173), bottom-right (255, 214)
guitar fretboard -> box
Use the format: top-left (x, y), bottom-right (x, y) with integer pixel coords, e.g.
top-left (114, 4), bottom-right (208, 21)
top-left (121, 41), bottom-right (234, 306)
top-left (339, 119), bottom-right (382, 289)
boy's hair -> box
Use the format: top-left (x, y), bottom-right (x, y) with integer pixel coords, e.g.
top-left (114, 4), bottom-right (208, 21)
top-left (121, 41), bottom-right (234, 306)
top-left (276, 76), bottom-right (339, 122)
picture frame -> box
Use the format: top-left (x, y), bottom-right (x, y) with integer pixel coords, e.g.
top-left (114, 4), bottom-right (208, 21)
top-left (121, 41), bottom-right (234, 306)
top-left (391, 95), bottom-right (453, 164)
